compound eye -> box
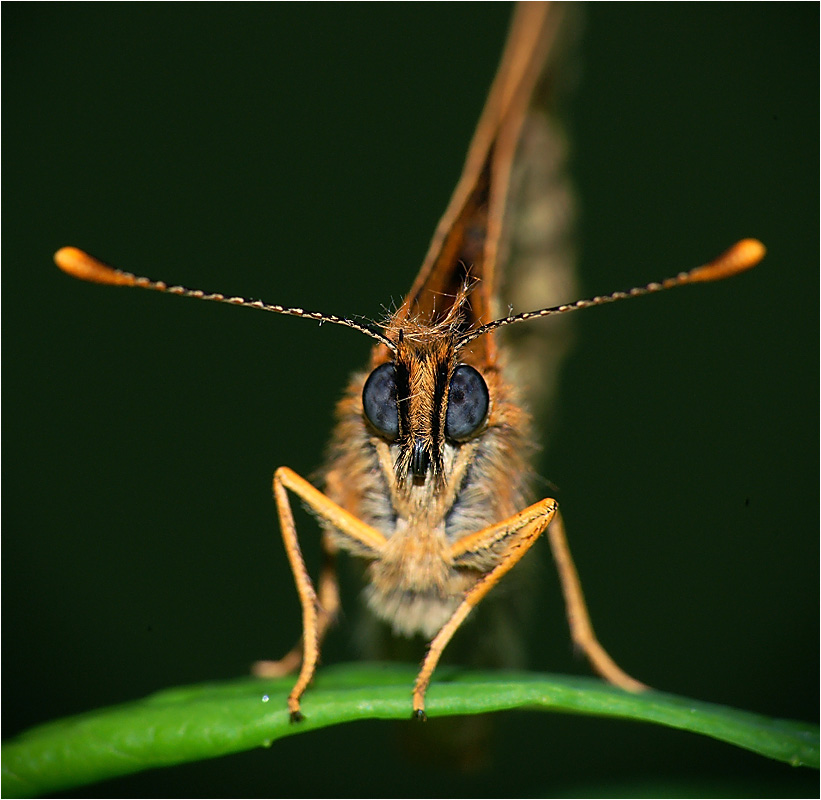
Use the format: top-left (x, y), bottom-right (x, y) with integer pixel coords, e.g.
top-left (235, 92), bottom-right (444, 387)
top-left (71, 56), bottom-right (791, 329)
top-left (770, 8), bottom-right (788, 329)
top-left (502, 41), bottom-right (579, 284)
top-left (445, 364), bottom-right (489, 441)
top-left (362, 363), bottom-right (399, 440)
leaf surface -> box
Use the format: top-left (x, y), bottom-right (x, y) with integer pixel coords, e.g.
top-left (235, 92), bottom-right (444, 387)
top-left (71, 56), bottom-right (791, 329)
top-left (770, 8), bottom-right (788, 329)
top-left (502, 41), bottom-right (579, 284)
top-left (3, 664), bottom-right (817, 797)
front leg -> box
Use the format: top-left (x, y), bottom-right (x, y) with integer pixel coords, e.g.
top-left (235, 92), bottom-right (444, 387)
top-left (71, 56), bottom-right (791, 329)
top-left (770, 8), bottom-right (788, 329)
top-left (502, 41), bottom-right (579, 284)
top-left (412, 497), bottom-right (559, 719)
top-left (251, 536), bottom-right (339, 681)
top-left (253, 466), bottom-right (387, 722)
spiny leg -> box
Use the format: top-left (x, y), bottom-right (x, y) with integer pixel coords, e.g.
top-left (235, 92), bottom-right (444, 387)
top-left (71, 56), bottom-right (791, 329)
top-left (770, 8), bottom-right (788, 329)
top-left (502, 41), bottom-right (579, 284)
top-left (252, 539), bottom-right (339, 679)
top-left (254, 466), bottom-right (386, 721)
top-left (273, 468), bottom-right (319, 722)
top-left (547, 509), bottom-right (647, 692)
top-left (413, 497), bottom-right (558, 719)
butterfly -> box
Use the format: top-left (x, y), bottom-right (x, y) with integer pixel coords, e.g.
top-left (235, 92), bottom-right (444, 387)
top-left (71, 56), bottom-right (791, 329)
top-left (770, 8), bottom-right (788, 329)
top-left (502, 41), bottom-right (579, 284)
top-left (55, 2), bottom-right (762, 721)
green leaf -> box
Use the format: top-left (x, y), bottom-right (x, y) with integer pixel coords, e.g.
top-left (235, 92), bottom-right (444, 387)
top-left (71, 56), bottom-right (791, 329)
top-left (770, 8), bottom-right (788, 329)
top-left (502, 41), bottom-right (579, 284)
top-left (2, 664), bottom-right (817, 797)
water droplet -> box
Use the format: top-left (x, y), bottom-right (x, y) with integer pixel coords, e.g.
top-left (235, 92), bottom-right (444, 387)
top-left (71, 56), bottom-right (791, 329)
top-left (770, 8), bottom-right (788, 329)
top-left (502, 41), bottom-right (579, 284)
top-left (261, 694), bottom-right (269, 703)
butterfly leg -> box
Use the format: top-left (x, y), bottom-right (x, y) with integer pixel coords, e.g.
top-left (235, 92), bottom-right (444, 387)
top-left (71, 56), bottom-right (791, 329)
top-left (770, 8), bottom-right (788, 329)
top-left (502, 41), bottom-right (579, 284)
top-left (547, 509), bottom-right (648, 692)
top-left (252, 466), bottom-right (386, 721)
top-left (251, 538), bottom-right (339, 679)
top-left (412, 497), bottom-right (559, 720)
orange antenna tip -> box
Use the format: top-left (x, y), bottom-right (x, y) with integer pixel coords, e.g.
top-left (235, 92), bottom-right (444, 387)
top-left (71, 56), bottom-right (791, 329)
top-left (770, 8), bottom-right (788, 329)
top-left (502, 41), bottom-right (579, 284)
top-left (687, 238), bottom-right (766, 284)
top-left (54, 247), bottom-right (136, 287)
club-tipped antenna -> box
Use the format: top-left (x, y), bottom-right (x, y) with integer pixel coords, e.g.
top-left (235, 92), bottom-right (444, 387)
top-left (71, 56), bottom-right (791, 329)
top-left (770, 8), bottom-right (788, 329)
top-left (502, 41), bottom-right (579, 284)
top-left (54, 247), bottom-right (396, 351)
top-left (457, 238), bottom-right (765, 350)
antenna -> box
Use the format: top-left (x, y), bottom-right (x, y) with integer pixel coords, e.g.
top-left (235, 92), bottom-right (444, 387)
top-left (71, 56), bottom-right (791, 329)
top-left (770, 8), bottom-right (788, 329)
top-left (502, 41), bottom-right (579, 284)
top-left (56, 239), bottom-right (764, 355)
top-left (457, 239), bottom-right (765, 349)
top-left (54, 247), bottom-right (396, 350)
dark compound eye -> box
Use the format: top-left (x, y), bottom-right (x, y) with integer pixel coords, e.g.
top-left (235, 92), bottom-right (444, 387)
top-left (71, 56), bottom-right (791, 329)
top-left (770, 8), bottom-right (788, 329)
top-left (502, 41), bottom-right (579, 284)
top-left (362, 362), bottom-right (399, 440)
top-left (445, 364), bottom-right (489, 441)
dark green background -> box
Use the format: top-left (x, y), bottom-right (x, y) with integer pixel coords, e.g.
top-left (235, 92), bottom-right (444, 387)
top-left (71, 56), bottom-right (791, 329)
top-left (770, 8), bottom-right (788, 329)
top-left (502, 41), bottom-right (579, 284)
top-left (5, 3), bottom-right (817, 797)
